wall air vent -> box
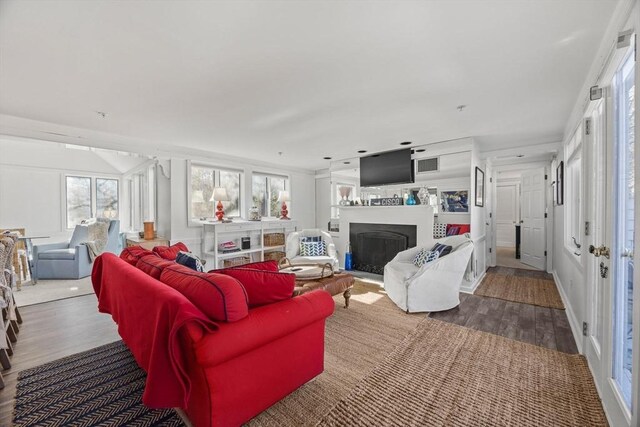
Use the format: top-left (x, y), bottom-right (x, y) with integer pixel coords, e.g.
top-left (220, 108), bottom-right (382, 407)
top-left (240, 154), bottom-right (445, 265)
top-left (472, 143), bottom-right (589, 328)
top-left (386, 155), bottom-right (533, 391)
top-left (415, 157), bottom-right (439, 174)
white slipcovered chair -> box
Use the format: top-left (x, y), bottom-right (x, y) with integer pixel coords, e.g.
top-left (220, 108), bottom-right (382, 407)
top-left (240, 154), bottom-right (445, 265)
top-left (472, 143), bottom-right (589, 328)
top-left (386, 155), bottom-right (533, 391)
top-left (285, 229), bottom-right (340, 271)
top-left (384, 234), bottom-right (474, 313)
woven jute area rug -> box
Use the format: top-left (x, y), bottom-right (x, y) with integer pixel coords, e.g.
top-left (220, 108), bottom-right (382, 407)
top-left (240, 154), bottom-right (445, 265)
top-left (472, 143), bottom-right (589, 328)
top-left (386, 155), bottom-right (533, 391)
top-left (13, 341), bottom-right (185, 426)
top-left (475, 272), bottom-right (565, 309)
top-left (318, 317), bottom-right (607, 427)
top-left (248, 279), bottom-right (422, 425)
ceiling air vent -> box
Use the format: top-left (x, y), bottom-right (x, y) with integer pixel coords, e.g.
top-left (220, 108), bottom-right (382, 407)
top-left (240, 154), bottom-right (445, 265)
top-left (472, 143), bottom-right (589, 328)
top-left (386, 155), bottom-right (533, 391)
top-left (416, 157), bottom-right (439, 174)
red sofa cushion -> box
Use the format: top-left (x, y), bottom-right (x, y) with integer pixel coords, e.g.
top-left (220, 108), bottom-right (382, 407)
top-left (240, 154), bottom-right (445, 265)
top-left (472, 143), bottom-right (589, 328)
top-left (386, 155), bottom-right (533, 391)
top-left (120, 246), bottom-right (156, 266)
top-left (153, 242), bottom-right (189, 260)
top-left (214, 268), bottom-right (295, 308)
top-left (447, 223), bottom-right (470, 235)
top-left (160, 264), bottom-right (249, 322)
top-left (136, 255), bottom-right (175, 280)
top-left (227, 259), bottom-right (279, 272)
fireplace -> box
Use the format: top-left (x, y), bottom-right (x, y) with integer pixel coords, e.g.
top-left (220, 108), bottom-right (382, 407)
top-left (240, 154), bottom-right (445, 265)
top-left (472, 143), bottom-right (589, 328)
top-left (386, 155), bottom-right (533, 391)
top-left (349, 223), bottom-right (417, 274)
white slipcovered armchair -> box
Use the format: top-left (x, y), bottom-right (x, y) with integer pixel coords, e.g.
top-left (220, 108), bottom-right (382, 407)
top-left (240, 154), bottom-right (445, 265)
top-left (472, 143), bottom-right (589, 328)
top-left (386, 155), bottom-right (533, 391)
top-left (384, 234), bottom-right (474, 313)
top-left (285, 229), bottom-right (340, 271)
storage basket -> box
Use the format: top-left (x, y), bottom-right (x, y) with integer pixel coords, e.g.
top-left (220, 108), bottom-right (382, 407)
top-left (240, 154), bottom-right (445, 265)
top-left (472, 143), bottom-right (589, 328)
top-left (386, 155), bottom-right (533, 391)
top-left (263, 233), bottom-right (285, 247)
top-left (264, 250), bottom-right (286, 262)
top-left (223, 256), bottom-right (251, 268)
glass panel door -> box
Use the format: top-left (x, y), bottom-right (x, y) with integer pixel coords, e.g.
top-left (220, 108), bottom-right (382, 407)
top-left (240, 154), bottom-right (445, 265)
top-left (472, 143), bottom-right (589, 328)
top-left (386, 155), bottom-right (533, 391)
top-left (612, 50), bottom-right (635, 410)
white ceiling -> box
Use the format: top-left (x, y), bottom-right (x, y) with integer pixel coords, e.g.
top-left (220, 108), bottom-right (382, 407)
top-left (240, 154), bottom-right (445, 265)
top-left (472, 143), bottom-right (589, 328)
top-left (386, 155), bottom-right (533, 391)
top-left (0, 0), bottom-right (618, 170)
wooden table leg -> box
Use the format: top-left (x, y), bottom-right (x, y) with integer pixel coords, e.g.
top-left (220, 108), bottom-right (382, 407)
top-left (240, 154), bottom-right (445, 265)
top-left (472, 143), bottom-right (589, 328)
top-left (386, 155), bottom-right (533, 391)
top-left (343, 288), bottom-right (351, 308)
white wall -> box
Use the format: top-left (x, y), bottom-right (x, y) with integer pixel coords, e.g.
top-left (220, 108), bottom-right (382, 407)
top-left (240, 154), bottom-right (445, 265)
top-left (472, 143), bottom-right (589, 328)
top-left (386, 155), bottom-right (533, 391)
top-left (0, 139), bottom-right (122, 242)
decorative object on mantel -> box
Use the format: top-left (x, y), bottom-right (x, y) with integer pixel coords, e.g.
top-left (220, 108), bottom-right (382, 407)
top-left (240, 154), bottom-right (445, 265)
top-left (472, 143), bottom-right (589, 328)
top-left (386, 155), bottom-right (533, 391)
top-left (417, 186), bottom-right (430, 205)
top-left (441, 190), bottom-right (469, 213)
top-left (143, 221), bottom-right (155, 240)
top-left (474, 167), bottom-right (485, 207)
top-left (406, 194), bottom-right (417, 205)
top-left (211, 187), bottom-right (230, 221)
top-left (249, 205), bottom-right (261, 221)
top-left (338, 186), bottom-right (352, 206)
top-left (278, 190), bottom-right (291, 220)
top-left (369, 196), bottom-right (404, 206)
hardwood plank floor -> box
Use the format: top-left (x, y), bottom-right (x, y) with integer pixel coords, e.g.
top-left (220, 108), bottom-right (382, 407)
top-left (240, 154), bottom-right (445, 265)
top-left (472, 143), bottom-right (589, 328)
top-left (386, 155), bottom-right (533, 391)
top-left (0, 295), bottom-right (120, 426)
top-left (430, 291), bottom-right (578, 354)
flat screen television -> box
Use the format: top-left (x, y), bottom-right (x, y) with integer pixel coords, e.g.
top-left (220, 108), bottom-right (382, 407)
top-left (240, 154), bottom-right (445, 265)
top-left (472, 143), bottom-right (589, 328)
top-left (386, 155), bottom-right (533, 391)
top-left (360, 148), bottom-right (414, 187)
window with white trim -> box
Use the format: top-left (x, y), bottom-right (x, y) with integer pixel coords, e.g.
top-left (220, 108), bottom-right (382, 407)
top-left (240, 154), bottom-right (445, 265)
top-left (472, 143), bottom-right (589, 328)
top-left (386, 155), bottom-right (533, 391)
top-left (65, 176), bottom-right (119, 228)
top-left (189, 163), bottom-right (242, 220)
top-left (565, 124), bottom-right (583, 253)
top-left (252, 173), bottom-right (288, 217)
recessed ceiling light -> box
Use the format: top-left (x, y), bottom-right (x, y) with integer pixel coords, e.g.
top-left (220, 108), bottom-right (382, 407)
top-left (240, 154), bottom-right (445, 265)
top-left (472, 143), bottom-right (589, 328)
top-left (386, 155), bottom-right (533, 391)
top-left (323, 156), bottom-right (332, 160)
top-left (400, 141), bottom-right (412, 146)
top-left (343, 161), bottom-right (351, 164)
top-left (358, 150), bottom-right (367, 153)
top-left (416, 149), bottom-right (426, 153)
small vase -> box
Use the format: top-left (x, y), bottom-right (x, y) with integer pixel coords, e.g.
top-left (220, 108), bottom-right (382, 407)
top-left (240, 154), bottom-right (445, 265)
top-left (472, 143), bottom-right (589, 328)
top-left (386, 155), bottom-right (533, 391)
top-left (407, 194), bottom-right (416, 205)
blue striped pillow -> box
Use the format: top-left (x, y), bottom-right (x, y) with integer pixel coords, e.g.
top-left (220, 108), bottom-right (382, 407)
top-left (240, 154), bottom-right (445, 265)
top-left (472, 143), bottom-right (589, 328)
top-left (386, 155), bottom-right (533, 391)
top-left (300, 240), bottom-right (326, 257)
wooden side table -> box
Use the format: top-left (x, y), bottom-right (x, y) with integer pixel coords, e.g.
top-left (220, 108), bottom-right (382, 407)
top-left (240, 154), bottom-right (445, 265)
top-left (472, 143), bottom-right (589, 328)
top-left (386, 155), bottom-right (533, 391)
top-left (125, 236), bottom-right (169, 251)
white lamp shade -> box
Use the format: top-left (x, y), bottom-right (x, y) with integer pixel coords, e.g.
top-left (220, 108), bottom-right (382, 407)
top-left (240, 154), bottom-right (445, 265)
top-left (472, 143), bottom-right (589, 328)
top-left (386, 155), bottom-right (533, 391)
top-left (210, 187), bottom-right (230, 202)
top-left (192, 190), bottom-right (205, 203)
top-left (278, 190), bottom-right (290, 202)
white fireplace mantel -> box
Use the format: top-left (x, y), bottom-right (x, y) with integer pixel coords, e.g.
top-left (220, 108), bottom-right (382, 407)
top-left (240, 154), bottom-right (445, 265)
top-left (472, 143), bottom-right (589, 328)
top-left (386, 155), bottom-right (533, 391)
top-left (338, 205), bottom-right (435, 250)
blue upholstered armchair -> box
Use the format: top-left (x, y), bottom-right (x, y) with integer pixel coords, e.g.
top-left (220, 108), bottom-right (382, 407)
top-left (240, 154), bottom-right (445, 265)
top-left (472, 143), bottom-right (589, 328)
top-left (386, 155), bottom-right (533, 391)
top-left (32, 220), bottom-right (120, 281)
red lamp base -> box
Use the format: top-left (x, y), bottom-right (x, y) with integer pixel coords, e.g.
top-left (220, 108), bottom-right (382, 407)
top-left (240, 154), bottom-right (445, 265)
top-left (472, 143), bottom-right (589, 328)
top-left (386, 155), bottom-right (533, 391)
top-left (216, 200), bottom-right (225, 221)
top-left (280, 202), bottom-right (290, 220)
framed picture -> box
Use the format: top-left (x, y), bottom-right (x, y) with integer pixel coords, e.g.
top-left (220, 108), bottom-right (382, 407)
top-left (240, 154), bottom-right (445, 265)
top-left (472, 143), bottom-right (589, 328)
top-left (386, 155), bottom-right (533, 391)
top-left (440, 190), bottom-right (469, 213)
top-left (556, 161), bottom-right (564, 205)
top-left (474, 167), bottom-right (485, 207)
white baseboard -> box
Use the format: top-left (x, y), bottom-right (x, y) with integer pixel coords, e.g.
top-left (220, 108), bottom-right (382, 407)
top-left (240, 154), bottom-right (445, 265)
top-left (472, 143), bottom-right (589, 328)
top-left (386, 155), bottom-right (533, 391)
top-left (552, 270), bottom-right (583, 354)
top-left (460, 270), bottom-right (485, 294)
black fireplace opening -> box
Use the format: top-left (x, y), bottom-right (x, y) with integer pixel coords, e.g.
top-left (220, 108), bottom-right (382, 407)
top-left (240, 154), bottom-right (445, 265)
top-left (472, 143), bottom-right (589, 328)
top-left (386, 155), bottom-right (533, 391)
top-left (349, 223), bottom-right (417, 275)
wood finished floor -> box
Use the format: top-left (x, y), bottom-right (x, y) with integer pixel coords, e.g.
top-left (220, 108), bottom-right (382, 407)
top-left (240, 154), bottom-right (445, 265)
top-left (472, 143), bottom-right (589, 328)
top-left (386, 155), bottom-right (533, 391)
top-left (0, 295), bottom-right (120, 426)
top-left (430, 268), bottom-right (578, 354)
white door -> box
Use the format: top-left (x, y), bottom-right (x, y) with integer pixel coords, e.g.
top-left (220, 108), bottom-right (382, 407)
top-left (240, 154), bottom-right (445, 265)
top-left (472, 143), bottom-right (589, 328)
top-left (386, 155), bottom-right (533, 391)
top-left (584, 45), bottom-right (637, 427)
top-left (520, 168), bottom-right (546, 270)
top-left (496, 184), bottom-right (518, 247)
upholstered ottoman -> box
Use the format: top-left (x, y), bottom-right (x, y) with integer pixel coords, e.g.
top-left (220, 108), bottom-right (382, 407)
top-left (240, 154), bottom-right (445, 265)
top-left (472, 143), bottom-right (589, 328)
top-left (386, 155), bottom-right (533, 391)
top-left (293, 273), bottom-right (355, 308)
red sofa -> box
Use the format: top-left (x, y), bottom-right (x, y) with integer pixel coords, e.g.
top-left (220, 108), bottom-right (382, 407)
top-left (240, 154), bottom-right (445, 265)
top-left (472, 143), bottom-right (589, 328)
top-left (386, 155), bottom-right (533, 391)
top-left (92, 252), bottom-right (335, 427)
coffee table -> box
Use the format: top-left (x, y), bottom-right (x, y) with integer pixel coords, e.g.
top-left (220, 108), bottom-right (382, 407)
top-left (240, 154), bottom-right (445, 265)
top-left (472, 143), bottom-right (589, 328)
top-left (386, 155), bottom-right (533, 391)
top-left (280, 261), bottom-right (355, 308)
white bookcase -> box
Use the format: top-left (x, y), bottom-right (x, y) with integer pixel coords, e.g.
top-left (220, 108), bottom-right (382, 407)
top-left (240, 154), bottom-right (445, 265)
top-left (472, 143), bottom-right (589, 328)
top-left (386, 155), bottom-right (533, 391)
top-left (201, 219), bottom-right (298, 269)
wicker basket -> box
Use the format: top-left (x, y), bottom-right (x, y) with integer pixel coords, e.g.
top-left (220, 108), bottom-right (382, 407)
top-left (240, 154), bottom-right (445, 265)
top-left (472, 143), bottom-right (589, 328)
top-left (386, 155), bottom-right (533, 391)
top-left (263, 233), bottom-right (285, 247)
top-left (223, 256), bottom-right (251, 268)
top-left (264, 250), bottom-right (286, 262)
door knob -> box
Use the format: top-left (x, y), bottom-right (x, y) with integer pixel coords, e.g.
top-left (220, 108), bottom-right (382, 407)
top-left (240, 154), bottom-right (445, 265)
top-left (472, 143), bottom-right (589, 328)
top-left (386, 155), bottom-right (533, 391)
top-left (589, 245), bottom-right (610, 259)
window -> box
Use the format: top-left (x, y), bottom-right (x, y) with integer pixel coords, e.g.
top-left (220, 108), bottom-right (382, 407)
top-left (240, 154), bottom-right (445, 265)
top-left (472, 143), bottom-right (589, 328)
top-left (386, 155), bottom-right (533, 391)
top-left (565, 125), bottom-right (583, 253)
top-left (190, 163), bottom-right (241, 219)
top-left (65, 176), bottom-right (119, 228)
top-left (252, 173), bottom-right (288, 217)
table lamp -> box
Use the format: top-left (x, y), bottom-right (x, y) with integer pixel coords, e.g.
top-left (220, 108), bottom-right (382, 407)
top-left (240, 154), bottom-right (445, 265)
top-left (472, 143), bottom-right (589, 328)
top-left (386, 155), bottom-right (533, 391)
top-left (210, 187), bottom-right (230, 221)
top-left (278, 190), bottom-right (290, 220)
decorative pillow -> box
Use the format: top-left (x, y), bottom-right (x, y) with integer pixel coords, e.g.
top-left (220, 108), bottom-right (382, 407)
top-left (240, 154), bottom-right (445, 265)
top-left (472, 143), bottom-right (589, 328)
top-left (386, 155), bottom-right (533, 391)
top-left (300, 236), bottom-right (322, 243)
top-left (214, 268), bottom-right (295, 308)
top-left (160, 264), bottom-right (249, 322)
top-left (446, 223), bottom-right (470, 235)
top-left (413, 248), bottom-right (440, 268)
top-left (433, 223), bottom-right (447, 238)
top-left (120, 246), bottom-right (156, 266)
top-left (152, 242), bottom-right (189, 260)
top-left (135, 255), bottom-right (174, 280)
top-left (176, 251), bottom-right (205, 272)
top-left (300, 240), bottom-right (326, 257)
top-left (446, 226), bottom-right (460, 236)
top-left (431, 243), bottom-right (453, 258)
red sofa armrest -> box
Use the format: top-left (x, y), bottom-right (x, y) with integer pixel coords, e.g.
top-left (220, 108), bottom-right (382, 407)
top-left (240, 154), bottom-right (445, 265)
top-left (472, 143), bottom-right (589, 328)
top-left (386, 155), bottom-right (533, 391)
top-left (194, 290), bottom-right (335, 367)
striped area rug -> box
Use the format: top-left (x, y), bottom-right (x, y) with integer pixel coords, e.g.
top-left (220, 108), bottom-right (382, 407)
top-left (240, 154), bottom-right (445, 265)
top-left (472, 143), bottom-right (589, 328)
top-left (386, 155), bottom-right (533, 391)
top-left (14, 341), bottom-right (185, 427)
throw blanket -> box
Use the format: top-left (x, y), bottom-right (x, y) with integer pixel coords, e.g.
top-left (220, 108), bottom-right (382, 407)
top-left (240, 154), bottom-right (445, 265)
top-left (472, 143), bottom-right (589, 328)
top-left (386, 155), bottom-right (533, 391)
top-left (92, 253), bottom-right (218, 408)
top-left (83, 218), bottom-right (110, 262)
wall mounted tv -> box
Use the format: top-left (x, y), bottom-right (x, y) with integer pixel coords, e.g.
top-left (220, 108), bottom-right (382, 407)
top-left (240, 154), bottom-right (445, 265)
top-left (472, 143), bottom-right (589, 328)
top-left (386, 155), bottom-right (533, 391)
top-left (360, 148), bottom-right (414, 187)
